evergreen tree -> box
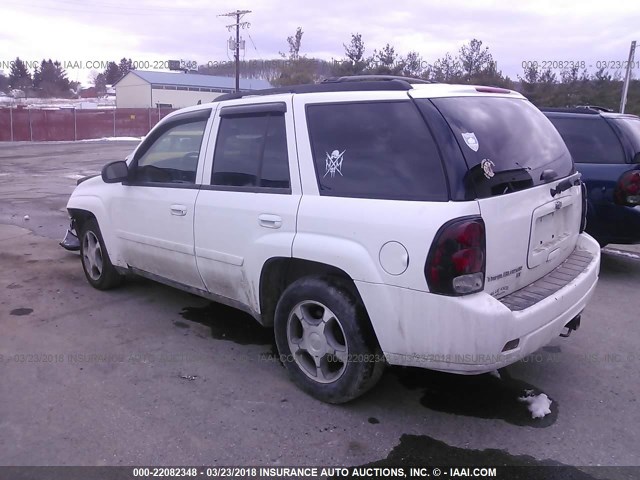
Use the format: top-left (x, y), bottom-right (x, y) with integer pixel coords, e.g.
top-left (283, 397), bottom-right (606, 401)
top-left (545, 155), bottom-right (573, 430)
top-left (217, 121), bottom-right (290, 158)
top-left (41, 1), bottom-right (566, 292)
top-left (0, 72), bottom-right (8, 93)
top-left (368, 44), bottom-right (403, 75)
top-left (459, 39), bottom-right (496, 82)
top-left (8, 57), bottom-right (32, 92)
top-left (331, 33), bottom-right (368, 76)
top-left (118, 58), bottom-right (134, 78)
top-left (103, 62), bottom-right (122, 85)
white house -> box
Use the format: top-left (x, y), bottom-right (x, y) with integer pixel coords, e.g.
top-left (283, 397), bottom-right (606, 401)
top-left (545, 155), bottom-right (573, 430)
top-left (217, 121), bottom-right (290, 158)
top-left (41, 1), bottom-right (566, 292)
top-left (114, 71), bottom-right (271, 108)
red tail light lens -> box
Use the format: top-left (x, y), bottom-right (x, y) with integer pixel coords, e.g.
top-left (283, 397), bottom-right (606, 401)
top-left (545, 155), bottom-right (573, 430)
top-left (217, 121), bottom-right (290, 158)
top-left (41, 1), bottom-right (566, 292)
top-left (426, 217), bottom-right (486, 296)
top-left (614, 170), bottom-right (640, 206)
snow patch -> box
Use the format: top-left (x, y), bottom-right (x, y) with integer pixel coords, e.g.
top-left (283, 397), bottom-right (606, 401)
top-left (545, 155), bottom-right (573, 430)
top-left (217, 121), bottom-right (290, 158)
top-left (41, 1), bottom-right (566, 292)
top-left (603, 248), bottom-right (640, 260)
top-left (79, 137), bottom-right (142, 142)
top-left (518, 391), bottom-right (552, 419)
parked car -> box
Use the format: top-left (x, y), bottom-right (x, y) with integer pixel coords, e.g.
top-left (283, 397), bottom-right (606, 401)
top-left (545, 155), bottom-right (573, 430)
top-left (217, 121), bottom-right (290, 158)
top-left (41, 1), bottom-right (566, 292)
top-left (543, 107), bottom-right (640, 247)
top-left (62, 76), bottom-right (600, 403)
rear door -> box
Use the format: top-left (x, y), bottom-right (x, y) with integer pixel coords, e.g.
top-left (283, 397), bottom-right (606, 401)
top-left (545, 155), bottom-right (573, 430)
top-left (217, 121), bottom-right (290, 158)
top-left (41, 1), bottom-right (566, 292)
top-left (423, 96), bottom-right (582, 299)
top-left (194, 99), bottom-right (300, 312)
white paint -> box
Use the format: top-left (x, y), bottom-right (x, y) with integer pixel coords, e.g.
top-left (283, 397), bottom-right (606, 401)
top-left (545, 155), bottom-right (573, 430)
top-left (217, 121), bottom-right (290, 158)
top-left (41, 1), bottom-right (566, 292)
top-left (65, 84), bottom-right (602, 376)
top-left (518, 392), bottom-right (553, 419)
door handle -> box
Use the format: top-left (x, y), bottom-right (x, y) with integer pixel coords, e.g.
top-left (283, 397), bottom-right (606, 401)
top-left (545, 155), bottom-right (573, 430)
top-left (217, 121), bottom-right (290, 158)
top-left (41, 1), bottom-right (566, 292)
top-left (170, 204), bottom-right (187, 216)
top-left (258, 214), bottom-right (282, 229)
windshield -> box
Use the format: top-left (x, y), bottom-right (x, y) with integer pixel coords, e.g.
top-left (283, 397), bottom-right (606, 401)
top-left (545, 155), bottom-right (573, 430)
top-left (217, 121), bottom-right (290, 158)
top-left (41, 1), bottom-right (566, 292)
top-left (423, 97), bottom-right (574, 198)
top-left (609, 117), bottom-right (640, 155)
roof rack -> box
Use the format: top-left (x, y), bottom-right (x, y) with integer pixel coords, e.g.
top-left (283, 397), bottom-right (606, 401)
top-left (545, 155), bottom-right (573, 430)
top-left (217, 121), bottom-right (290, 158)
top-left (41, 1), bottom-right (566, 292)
top-left (540, 106), bottom-right (602, 115)
top-left (322, 75), bottom-right (432, 84)
top-left (212, 75), bottom-right (427, 102)
top-left (575, 105), bottom-right (614, 112)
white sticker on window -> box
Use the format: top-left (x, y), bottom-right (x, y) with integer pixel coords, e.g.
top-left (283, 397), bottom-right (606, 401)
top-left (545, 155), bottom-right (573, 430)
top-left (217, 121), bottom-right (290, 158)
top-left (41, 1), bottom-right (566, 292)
top-left (324, 149), bottom-right (345, 178)
top-left (481, 158), bottom-right (496, 179)
top-left (461, 132), bottom-right (479, 152)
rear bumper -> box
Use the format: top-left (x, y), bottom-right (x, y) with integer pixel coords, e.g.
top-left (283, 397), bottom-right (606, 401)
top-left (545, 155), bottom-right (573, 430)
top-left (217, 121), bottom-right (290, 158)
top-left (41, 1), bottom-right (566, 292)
top-left (356, 233), bottom-right (601, 374)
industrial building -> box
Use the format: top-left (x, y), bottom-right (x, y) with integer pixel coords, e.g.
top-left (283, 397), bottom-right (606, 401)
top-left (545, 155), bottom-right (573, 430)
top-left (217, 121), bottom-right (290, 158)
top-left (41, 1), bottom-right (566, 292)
top-left (113, 70), bottom-right (271, 108)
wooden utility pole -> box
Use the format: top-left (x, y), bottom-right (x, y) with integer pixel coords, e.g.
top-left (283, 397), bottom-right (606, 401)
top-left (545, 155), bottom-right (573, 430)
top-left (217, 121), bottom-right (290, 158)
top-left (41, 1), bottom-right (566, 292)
top-left (219, 10), bottom-right (251, 93)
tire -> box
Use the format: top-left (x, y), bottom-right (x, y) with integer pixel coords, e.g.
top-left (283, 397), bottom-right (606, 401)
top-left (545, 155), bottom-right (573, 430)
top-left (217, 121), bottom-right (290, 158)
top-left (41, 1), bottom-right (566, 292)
top-left (274, 276), bottom-right (385, 404)
top-left (79, 218), bottom-right (124, 290)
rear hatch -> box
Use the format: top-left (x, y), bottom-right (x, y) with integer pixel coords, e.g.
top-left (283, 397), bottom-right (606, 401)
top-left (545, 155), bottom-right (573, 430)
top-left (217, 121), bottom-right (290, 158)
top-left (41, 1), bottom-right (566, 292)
top-left (425, 95), bottom-right (582, 299)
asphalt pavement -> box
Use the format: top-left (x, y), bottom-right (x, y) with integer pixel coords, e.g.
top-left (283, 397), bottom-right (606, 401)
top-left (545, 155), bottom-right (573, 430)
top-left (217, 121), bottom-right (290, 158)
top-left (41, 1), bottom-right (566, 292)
top-left (1, 141), bottom-right (639, 478)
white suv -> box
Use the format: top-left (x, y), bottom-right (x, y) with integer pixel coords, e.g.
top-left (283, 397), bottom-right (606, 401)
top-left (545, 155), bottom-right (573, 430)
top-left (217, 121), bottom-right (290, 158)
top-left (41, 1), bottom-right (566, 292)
top-left (62, 76), bottom-right (601, 403)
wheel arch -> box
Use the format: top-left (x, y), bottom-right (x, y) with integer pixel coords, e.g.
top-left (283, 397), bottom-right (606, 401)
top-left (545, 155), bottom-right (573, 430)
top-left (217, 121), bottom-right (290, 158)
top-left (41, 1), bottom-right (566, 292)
top-left (67, 195), bottom-right (124, 267)
top-left (258, 258), bottom-right (380, 351)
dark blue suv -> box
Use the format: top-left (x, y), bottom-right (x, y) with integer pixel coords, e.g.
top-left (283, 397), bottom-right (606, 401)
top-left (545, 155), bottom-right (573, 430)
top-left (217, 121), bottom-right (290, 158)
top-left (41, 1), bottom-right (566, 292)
top-left (543, 107), bottom-right (640, 247)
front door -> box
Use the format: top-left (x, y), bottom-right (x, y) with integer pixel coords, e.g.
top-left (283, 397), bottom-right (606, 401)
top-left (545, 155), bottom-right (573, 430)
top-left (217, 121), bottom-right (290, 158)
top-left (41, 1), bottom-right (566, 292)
top-left (110, 109), bottom-right (213, 289)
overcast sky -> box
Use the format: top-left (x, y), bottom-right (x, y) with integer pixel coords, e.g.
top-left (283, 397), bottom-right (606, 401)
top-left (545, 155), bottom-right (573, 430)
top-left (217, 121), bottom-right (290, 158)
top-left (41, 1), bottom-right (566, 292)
top-left (1, 0), bottom-right (638, 85)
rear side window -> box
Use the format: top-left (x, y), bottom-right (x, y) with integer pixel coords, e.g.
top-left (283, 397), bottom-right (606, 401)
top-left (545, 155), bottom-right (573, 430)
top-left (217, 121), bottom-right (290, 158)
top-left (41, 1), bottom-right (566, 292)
top-left (547, 116), bottom-right (625, 164)
top-left (426, 97), bottom-right (574, 198)
top-left (608, 117), bottom-right (640, 157)
top-left (211, 113), bottom-right (290, 189)
top-left (306, 101), bottom-right (447, 201)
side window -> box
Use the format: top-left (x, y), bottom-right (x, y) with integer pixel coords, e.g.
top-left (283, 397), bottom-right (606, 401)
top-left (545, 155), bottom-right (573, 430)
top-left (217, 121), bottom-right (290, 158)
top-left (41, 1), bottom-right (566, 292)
top-left (134, 120), bottom-right (207, 184)
top-left (306, 101), bottom-right (447, 201)
top-left (211, 113), bottom-right (290, 189)
top-left (548, 116), bottom-right (625, 164)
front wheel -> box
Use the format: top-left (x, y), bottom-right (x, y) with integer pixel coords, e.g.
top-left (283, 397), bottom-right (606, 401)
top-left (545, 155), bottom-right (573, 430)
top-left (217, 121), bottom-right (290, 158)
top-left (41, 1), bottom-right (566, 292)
top-left (79, 218), bottom-right (124, 290)
top-left (274, 276), bottom-right (385, 403)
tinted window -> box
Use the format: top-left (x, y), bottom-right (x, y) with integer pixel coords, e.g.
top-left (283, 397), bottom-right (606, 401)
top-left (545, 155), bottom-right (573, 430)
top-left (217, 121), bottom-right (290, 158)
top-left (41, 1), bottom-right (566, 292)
top-left (135, 120), bottom-right (207, 184)
top-left (547, 116), bottom-right (625, 164)
top-left (306, 101), bottom-right (447, 201)
top-left (212, 114), bottom-right (290, 189)
top-left (427, 97), bottom-right (574, 198)
top-left (609, 117), bottom-right (640, 157)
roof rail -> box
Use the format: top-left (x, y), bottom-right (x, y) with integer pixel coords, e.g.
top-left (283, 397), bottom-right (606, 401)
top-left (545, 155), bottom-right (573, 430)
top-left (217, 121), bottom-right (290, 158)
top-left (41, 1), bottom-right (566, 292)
top-left (575, 105), bottom-right (614, 113)
top-left (321, 75), bottom-right (432, 85)
top-left (540, 106), bottom-right (602, 115)
top-left (212, 75), bottom-right (426, 103)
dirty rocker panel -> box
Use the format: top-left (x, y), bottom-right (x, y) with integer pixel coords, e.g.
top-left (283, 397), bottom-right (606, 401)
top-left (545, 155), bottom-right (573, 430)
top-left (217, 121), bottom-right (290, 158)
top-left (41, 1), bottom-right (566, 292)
top-left (127, 266), bottom-right (263, 323)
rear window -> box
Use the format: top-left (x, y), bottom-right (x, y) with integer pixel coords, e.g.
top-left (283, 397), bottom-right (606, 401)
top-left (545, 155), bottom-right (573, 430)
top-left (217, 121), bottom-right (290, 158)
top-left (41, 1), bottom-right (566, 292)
top-left (547, 116), bottom-right (625, 164)
top-left (608, 117), bottom-right (640, 156)
top-left (306, 101), bottom-right (448, 201)
top-left (425, 97), bottom-right (574, 198)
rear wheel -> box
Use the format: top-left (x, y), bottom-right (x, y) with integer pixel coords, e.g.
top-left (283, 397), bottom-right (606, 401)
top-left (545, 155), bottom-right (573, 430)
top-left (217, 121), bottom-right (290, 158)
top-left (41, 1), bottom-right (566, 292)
top-left (79, 218), bottom-right (123, 290)
top-left (274, 276), bottom-right (385, 403)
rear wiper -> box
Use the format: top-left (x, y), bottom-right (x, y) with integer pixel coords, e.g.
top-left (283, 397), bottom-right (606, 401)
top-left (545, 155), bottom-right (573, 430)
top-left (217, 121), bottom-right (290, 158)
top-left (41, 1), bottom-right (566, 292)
top-left (550, 172), bottom-right (582, 197)
top-left (465, 166), bottom-right (534, 198)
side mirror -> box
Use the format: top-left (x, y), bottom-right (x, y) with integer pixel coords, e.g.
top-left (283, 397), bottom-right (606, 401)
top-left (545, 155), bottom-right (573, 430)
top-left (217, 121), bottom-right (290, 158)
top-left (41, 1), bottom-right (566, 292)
top-left (101, 161), bottom-right (129, 183)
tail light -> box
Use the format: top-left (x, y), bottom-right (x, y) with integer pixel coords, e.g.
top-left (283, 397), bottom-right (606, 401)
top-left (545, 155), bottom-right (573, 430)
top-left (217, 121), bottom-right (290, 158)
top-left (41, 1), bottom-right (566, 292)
top-left (580, 181), bottom-right (588, 233)
top-left (614, 170), bottom-right (640, 206)
top-left (426, 217), bottom-right (486, 296)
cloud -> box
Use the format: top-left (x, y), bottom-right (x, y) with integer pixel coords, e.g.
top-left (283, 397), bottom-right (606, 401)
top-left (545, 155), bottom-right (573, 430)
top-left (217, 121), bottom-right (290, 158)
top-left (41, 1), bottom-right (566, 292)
top-left (0, 0), bottom-right (637, 84)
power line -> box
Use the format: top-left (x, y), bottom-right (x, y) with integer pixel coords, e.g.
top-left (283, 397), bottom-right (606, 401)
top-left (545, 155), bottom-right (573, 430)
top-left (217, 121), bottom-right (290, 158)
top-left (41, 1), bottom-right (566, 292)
top-left (218, 9), bottom-right (251, 93)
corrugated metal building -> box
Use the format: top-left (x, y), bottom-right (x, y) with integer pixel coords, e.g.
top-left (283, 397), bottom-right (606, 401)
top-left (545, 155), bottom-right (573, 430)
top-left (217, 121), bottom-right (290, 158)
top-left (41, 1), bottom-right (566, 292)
top-left (114, 71), bottom-right (271, 108)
